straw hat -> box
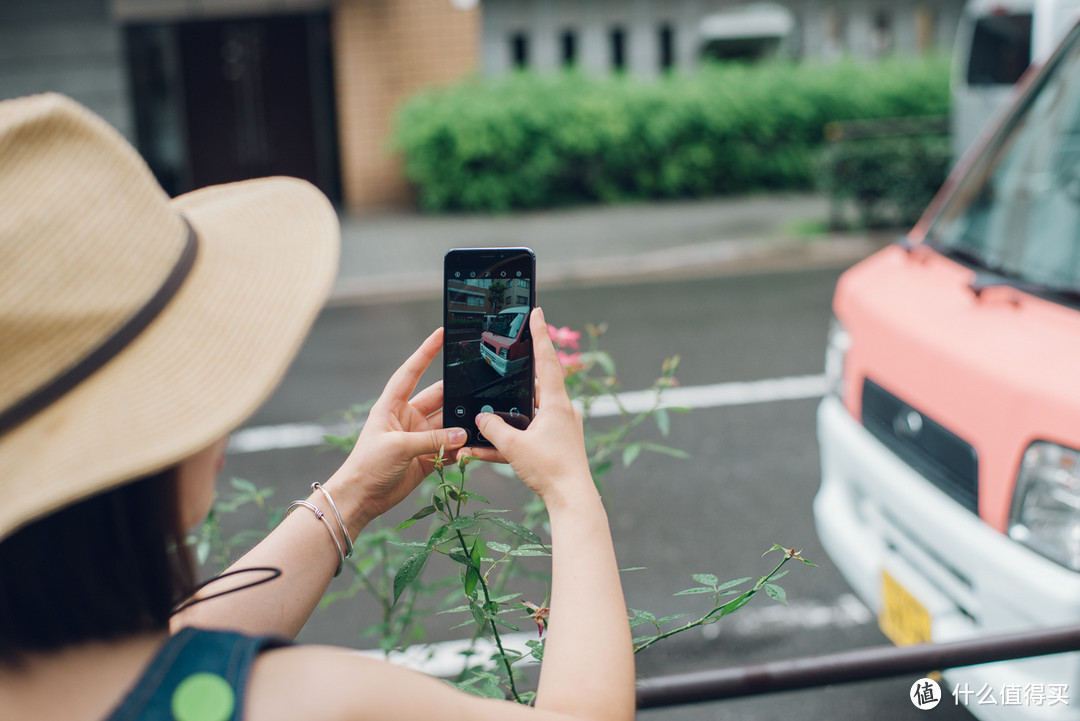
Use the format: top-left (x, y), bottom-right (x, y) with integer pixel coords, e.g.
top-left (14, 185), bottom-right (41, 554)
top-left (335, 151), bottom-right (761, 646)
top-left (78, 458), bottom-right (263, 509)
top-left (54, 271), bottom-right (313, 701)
top-left (0, 93), bottom-right (339, 542)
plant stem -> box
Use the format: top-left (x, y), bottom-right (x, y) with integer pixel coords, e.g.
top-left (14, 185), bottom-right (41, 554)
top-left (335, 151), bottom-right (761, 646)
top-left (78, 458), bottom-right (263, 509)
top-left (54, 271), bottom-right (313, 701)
top-left (633, 555), bottom-right (792, 654)
top-left (455, 529), bottom-right (523, 703)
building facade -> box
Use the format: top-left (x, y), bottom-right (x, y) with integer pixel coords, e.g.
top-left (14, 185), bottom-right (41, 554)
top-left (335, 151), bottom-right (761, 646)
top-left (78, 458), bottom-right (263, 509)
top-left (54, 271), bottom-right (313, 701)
top-left (0, 0), bottom-right (478, 210)
top-left (480, 0), bottom-right (966, 77)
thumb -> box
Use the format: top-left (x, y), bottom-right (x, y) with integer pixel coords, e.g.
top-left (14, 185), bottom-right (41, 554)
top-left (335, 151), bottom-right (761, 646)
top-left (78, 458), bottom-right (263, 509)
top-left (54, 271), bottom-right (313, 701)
top-left (475, 412), bottom-right (515, 449)
top-left (399, 427), bottom-right (468, 458)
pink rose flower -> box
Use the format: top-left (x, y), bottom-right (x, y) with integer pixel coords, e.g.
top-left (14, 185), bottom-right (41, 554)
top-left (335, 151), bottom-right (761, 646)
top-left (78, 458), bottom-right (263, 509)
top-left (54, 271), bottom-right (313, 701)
top-left (547, 324), bottom-right (582, 350)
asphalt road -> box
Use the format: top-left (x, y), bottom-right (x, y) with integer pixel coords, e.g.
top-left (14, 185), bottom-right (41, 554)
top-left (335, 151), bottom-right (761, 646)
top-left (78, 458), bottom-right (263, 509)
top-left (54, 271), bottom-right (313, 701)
top-left (220, 265), bottom-right (974, 720)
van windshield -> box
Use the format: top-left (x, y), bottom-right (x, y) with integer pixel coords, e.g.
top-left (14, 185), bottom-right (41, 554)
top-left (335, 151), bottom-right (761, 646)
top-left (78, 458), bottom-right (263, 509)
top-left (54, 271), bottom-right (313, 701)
top-left (929, 25), bottom-right (1080, 295)
top-left (489, 312), bottom-right (526, 338)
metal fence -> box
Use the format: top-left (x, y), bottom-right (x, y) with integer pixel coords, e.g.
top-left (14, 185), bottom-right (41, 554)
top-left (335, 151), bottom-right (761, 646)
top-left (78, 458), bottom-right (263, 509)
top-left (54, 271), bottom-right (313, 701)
top-left (636, 624), bottom-right (1080, 709)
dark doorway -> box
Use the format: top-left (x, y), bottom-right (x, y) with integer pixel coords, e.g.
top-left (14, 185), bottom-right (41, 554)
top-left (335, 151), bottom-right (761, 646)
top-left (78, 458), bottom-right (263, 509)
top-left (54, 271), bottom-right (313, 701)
top-left (125, 12), bottom-right (340, 203)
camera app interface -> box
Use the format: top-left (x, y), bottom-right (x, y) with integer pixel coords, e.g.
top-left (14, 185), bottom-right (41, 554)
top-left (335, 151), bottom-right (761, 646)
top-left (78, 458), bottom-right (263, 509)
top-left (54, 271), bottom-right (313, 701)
top-left (444, 250), bottom-right (534, 434)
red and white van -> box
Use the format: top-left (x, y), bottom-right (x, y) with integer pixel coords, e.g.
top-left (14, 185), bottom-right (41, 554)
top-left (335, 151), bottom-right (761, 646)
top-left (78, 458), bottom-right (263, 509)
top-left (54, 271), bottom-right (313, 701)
top-left (816, 18), bottom-right (1080, 718)
top-left (480, 306), bottom-right (530, 378)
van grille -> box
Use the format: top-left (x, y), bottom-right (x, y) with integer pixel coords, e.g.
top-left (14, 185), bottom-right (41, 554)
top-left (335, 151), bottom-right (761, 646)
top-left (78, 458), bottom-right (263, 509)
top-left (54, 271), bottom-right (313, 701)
top-left (861, 378), bottom-right (979, 514)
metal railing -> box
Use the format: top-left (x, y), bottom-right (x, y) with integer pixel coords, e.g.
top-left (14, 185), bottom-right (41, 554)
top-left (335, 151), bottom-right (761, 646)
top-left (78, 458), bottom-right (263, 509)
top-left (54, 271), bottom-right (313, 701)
top-left (636, 624), bottom-right (1080, 709)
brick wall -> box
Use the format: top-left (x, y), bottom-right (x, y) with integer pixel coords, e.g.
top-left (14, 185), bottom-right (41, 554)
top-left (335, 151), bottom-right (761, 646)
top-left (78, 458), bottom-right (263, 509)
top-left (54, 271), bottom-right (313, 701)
top-left (333, 0), bottom-right (479, 210)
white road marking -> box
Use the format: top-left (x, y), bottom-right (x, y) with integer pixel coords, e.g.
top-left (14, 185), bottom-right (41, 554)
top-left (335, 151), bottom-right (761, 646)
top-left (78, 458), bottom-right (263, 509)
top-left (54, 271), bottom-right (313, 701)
top-left (227, 374), bottom-right (828, 455)
top-left (355, 594), bottom-right (873, 677)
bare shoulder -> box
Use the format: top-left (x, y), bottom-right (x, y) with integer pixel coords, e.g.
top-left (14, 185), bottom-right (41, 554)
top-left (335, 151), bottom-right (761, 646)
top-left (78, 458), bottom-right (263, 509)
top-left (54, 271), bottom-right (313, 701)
top-left (244, 645), bottom-right (569, 721)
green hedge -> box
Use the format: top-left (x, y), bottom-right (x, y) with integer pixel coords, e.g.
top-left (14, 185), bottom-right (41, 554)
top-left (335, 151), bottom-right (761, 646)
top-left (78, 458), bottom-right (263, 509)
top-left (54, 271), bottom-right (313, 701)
top-left (820, 133), bottom-right (951, 229)
top-left (393, 56), bottom-right (950, 212)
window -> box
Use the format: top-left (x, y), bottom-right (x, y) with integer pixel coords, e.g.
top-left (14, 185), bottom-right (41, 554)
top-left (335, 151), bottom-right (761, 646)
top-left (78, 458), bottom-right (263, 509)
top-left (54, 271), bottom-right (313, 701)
top-left (561, 29), bottom-right (577, 67)
top-left (872, 11), bottom-right (894, 56)
top-left (510, 32), bottom-right (529, 69)
top-left (609, 26), bottom-right (626, 71)
top-left (967, 14), bottom-right (1032, 86)
top-left (658, 23), bottom-right (675, 71)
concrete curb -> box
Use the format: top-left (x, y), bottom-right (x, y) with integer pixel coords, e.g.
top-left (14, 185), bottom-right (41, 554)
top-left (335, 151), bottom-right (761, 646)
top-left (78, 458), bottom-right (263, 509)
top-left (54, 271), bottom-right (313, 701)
top-left (326, 233), bottom-right (893, 307)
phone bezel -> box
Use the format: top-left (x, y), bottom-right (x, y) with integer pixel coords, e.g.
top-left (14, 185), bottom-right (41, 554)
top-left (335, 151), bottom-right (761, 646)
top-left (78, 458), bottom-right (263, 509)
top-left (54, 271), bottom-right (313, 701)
top-left (442, 247), bottom-right (536, 448)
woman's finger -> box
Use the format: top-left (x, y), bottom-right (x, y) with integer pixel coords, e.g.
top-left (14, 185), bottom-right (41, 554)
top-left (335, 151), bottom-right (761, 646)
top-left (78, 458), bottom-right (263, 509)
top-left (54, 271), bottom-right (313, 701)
top-left (529, 308), bottom-right (568, 406)
top-left (410, 380), bottom-right (444, 418)
top-left (456, 446), bottom-right (507, 465)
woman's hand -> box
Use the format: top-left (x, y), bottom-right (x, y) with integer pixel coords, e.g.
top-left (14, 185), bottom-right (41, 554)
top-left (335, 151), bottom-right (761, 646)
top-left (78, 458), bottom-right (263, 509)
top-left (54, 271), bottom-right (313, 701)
top-left (473, 308), bottom-right (595, 508)
top-left (326, 328), bottom-right (467, 534)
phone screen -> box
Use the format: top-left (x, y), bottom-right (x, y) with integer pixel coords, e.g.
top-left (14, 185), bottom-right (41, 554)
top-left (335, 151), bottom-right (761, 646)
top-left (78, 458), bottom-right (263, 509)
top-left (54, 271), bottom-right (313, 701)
top-left (443, 247), bottom-right (536, 446)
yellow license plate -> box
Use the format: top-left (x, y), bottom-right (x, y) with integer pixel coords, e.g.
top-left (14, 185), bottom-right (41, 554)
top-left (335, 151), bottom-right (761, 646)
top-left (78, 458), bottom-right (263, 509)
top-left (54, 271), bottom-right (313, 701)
top-left (879, 571), bottom-right (931, 646)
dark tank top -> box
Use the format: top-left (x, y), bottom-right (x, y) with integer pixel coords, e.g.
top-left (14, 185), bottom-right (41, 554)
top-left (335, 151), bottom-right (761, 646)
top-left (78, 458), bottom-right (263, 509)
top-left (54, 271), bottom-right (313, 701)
top-left (103, 627), bottom-right (289, 721)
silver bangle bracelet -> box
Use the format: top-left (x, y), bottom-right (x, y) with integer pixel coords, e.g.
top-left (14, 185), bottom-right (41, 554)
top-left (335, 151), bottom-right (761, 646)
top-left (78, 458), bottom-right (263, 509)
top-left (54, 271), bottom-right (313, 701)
top-left (311, 482), bottom-right (354, 559)
top-left (286, 499), bottom-right (345, 577)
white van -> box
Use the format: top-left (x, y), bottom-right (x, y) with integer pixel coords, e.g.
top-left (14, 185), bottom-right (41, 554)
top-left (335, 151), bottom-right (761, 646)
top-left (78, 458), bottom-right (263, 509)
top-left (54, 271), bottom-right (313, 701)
top-left (952, 0), bottom-right (1080, 160)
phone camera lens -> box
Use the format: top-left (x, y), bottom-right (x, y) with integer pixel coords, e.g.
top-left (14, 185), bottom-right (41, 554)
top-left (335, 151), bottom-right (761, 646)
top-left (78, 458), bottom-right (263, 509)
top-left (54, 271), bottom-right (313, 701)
top-left (500, 271), bottom-right (507, 277)
top-left (469, 271), bottom-right (476, 278)
top-left (454, 271), bottom-right (460, 278)
top-left (516, 271), bottom-right (522, 277)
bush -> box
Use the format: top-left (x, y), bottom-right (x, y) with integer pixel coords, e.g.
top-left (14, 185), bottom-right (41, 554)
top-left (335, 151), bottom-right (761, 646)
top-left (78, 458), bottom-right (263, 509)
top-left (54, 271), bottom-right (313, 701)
top-left (393, 56), bottom-right (951, 212)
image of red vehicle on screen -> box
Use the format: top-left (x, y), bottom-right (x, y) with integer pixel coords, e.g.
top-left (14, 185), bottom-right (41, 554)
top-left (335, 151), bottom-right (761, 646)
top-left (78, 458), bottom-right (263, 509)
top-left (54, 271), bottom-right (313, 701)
top-left (480, 306), bottom-right (530, 378)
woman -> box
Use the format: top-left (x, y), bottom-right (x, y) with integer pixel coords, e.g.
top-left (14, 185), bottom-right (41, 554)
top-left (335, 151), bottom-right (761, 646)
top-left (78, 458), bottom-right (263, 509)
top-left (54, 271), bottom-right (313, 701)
top-left (0, 94), bottom-right (634, 721)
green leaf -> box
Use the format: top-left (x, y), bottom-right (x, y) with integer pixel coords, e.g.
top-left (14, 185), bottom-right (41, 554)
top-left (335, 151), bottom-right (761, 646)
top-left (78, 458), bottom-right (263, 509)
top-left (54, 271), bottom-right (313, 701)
top-left (489, 593), bottom-right (522, 604)
top-left (592, 459), bottom-right (614, 478)
top-left (486, 541), bottom-right (511, 554)
top-left (764, 583), bottom-right (788, 605)
top-left (622, 443), bottom-right (642, 467)
top-left (492, 616), bottom-right (521, 632)
top-left (691, 573), bottom-right (719, 588)
top-left (463, 538), bottom-right (484, 595)
top-left (508, 548), bottom-right (550, 557)
top-left (392, 550), bottom-right (429, 604)
top-left (463, 564), bottom-right (480, 597)
top-left (486, 517), bottom-right (542, 545)
top-left (448, 551), bottom-right (473, 567)
top-left (655, 407), bottom-right (671, 437)
top-left (641, 442), bottom-right (690, 459)
top-left (449, 516), bottom-right (478, 531)
top-left (631, 608), bottom-right (656, 623)
top-left (230, 477), bottom-right (258, 494)
top-left (395, 505), bottom-right (437, 531)
top-left (717, 577), bottom-right (752, 591)
top-left (463, 490), bottom-right (490, 504)
top-left (426, 525), bottom-right (448, 550)
top-left (719, 593), bottom-right (754, 617)
top-left (673, 587), bottom-right (715, 596)
top-left (657, 614), bottom-right (689, 625)
top-left (769, 570), bottom-right (790, 582)
top-left (474, 509), bottom-right (510, 517)
top-left (469, 600), bottom-right (486, 627)
top-left (619, 566), bottom-right (647, 573)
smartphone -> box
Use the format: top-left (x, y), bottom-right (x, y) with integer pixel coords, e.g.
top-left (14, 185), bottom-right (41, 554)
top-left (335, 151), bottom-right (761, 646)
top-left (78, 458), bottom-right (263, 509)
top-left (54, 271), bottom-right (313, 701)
top-left (443, 247), bottom-right (536, 446)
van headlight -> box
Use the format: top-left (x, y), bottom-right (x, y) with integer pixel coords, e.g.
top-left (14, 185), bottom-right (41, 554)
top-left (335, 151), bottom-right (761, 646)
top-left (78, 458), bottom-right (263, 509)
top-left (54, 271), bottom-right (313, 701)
top-left (1008, 441), bottom-right (1080, 572)
top-left (824, 316), bottom-right (851, 400)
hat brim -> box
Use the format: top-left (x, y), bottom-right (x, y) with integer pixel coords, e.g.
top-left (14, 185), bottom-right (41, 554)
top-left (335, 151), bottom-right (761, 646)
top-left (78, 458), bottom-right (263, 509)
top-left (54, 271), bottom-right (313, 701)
top-left (0, 176), bottom-right (339, 540)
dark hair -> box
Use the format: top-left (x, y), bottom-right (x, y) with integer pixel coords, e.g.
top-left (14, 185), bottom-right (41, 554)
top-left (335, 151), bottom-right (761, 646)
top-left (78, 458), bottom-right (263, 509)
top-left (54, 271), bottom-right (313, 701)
top-left (0, 467), bottom-right (195, 665)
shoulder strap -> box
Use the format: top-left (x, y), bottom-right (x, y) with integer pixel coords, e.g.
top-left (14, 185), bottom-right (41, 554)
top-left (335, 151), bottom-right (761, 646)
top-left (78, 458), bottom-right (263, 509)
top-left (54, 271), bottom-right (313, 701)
top-left (104, 627), bottom-right (291, 721)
